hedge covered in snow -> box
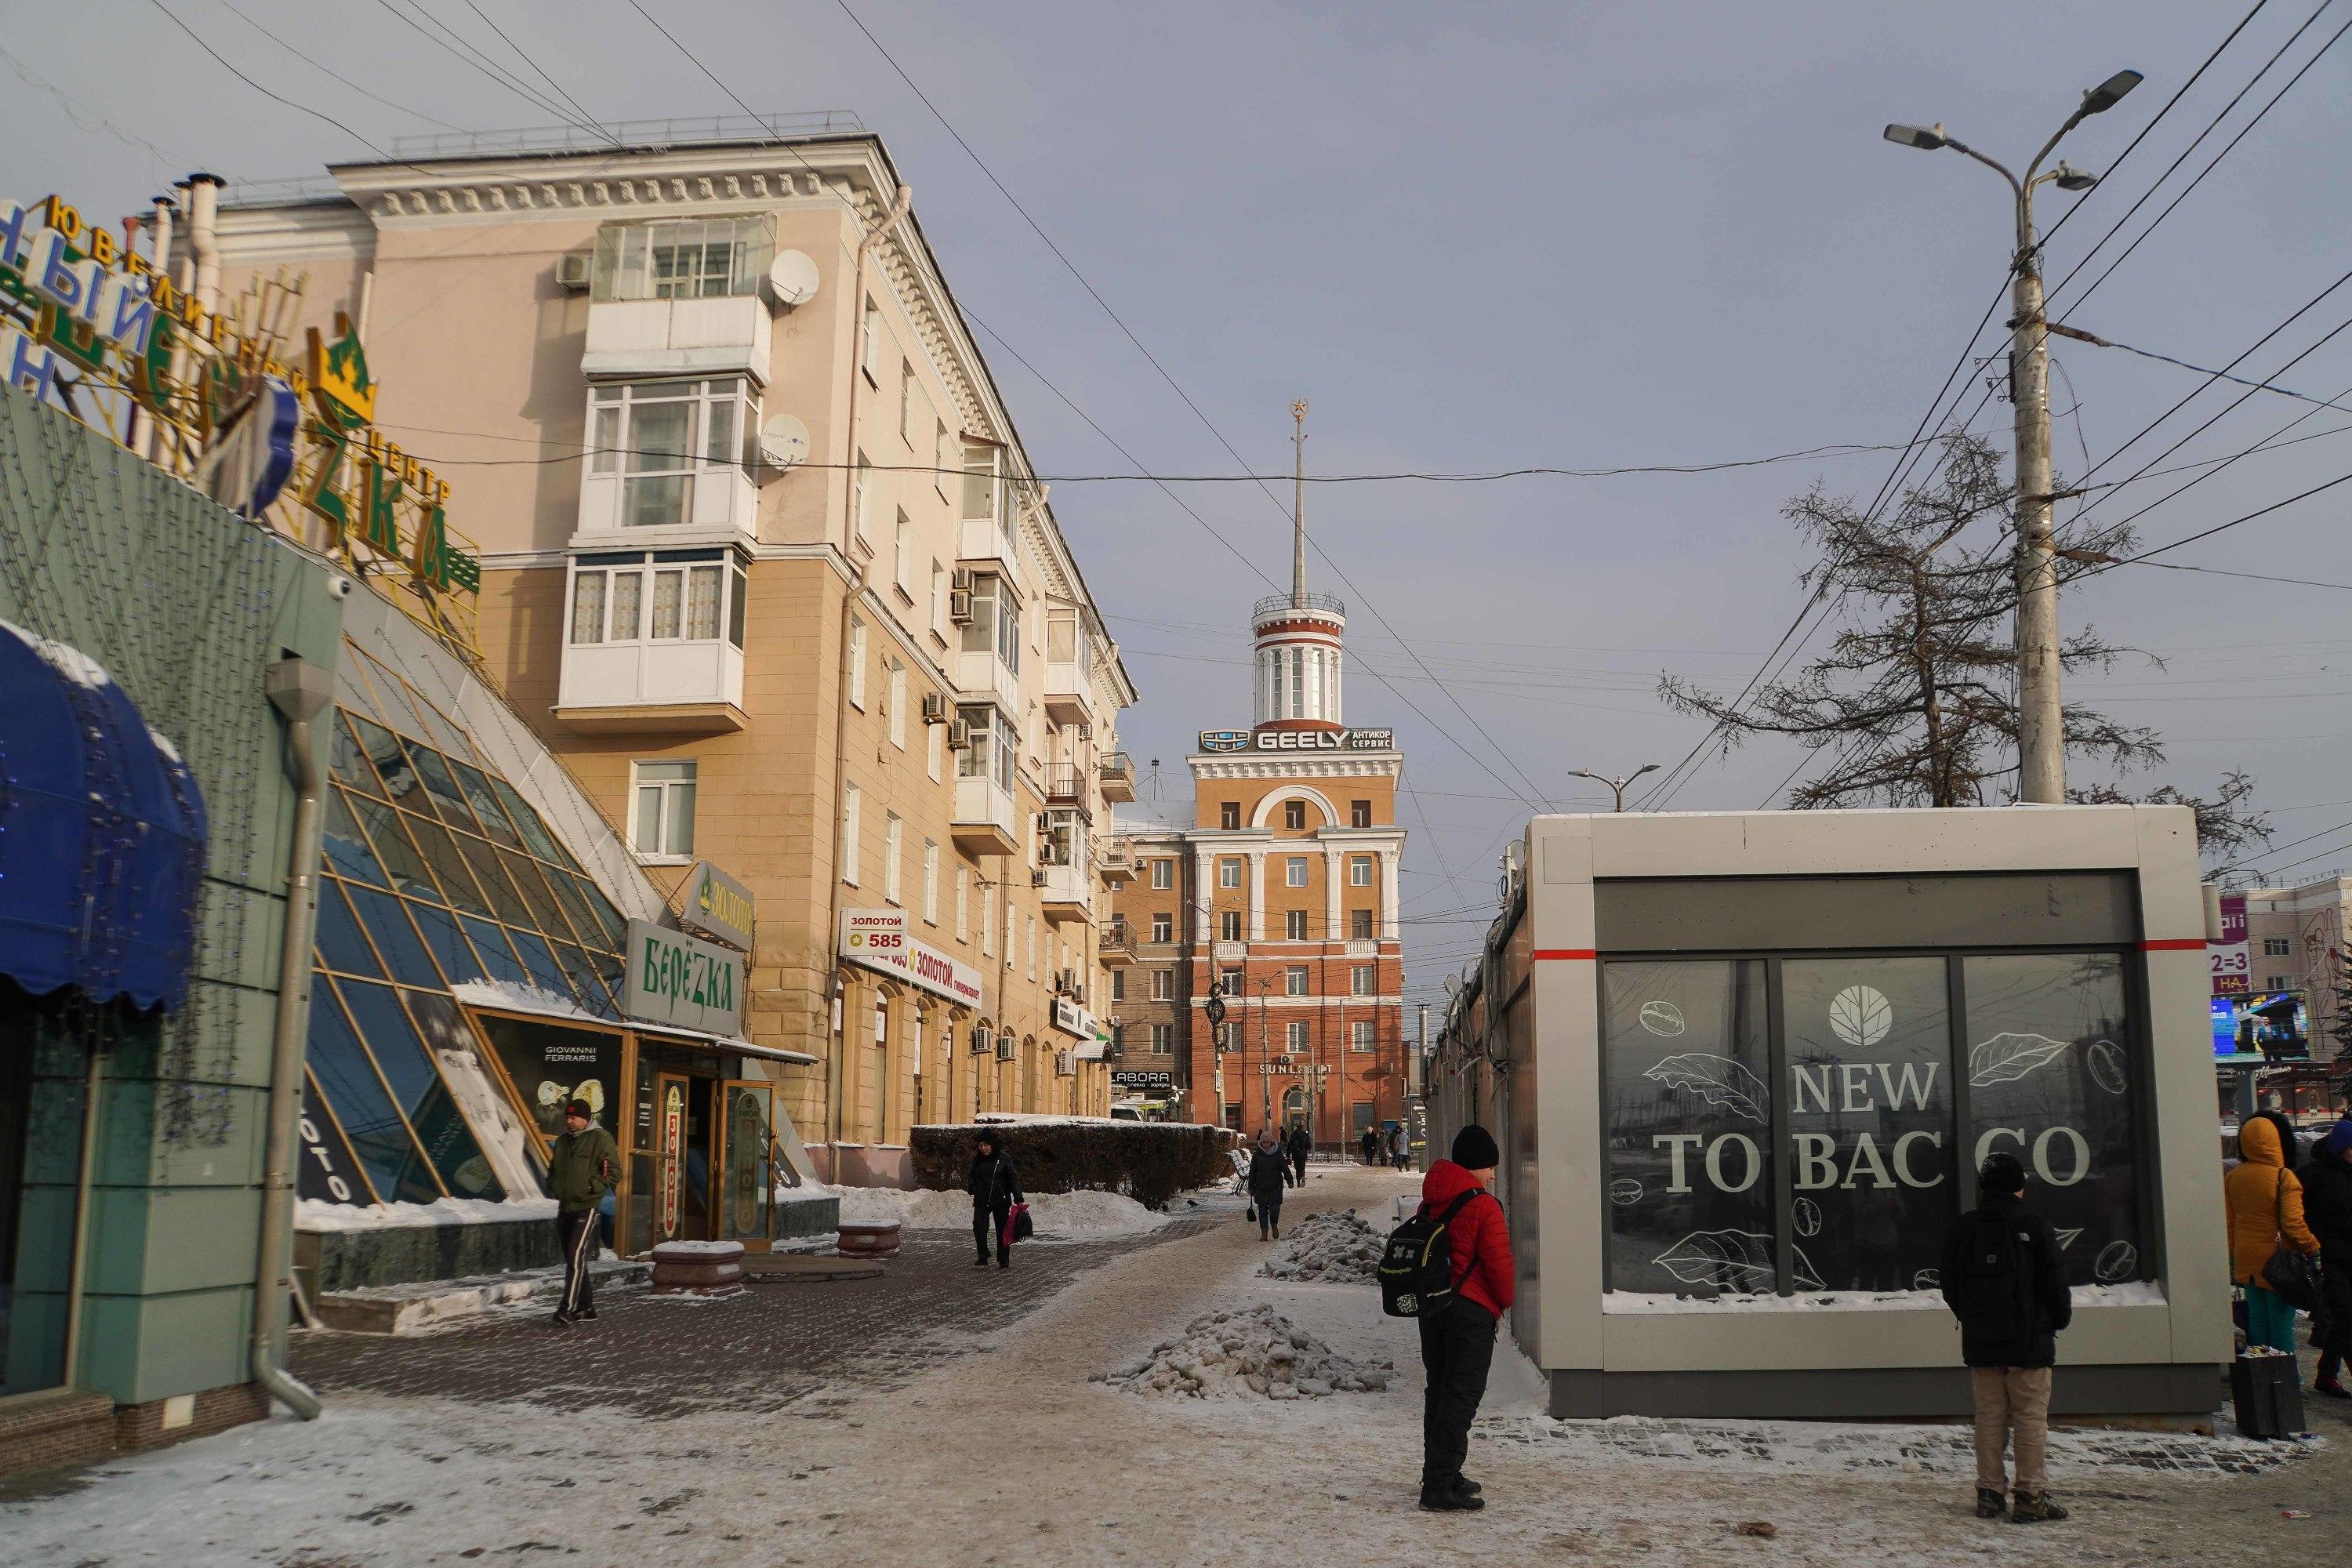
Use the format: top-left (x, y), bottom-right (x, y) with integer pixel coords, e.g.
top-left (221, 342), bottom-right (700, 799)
top-left (909, 1121), bottom-right (1236, 1208)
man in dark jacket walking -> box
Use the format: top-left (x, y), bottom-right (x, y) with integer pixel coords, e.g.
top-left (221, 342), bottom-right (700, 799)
top-left (547, 1098), bottom-right (619, 1327)
top-left (2303, 1118), bottom-right (2352, 1399)
top-left (1287, 1121), bottom-right (1312, 1187)
top-left (1247, 1128), bottom-right (1289, 1240)
top-left (967, 1130), bottom-right (1022, 1269)
top-left (1361, 1126), bottom-right (1380, 1166)
top-left (1416, 1124), bottom-right (1515, 1513)
top-left (1940, 1152), bottom-right (2074, 1523)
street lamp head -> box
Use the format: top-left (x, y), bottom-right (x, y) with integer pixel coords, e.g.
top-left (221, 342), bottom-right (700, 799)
top-left (1884, 122), bottom-right (1950, 151)
top-left (1632, 762), bottom-right (1661, 779)
top-left (2080, 70), bottom-right (2143, 116)
top-left (2053, 162), bottom-right (2100, 191)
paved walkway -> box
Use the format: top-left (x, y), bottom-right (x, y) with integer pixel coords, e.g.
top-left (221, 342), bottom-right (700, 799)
top-left (290, 1218), bottom-right (1222, 1419)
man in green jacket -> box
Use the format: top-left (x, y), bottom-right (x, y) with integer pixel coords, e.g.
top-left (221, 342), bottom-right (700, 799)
top-left (549, 1098), bottom-right (619, 1327)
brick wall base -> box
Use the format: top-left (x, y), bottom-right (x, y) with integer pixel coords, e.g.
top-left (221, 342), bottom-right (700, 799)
top-left (115, 1381), bottom-right (270, 1454)
top-left (0, 1380), bottom-right (273, 1483)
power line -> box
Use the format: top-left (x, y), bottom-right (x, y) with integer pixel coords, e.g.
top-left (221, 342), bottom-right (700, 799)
top-left (2053, 322), bottom-right (2352, 415)
top-left (458, 0), bottom-right (603, 135)
top-left (147, 0), bottom-right (403, 162)
top-left (368, 0), bottom-right (617, 145)
top-left (0, 42), bottom-right (227, 177)
top-left (214, 0), bottom-right (475, 133)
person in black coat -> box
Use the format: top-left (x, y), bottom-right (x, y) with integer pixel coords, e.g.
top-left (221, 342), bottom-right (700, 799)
top-left (1940, 1152), bottom-right (2074, 1524)
top-left (967, 1130), bottom-right (1022, 1270)
top-left (2303, 1118), bottom-right (2352, 1399)
top-left (1247, 1128), bottom-right (1290, 1241)
top-left (1287, 1122), bottom-right (1312, 1187)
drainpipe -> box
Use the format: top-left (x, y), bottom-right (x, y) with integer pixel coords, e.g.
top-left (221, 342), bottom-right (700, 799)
top-left (126, 196), bottom-right (174, 463)
top-left (255, 656), bottom-right (331, 1421)
top-left (59, 1048), bottom-right (103, 1388)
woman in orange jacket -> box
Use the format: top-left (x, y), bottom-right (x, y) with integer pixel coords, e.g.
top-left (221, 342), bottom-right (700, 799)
top-left (2223, 1115), bottom-right (2321, 1352)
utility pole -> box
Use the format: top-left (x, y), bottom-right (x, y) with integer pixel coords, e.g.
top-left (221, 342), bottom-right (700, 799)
top-left (1568, 764), bottom-right (1659, 812)
top-left (1884, 68), bottom-right (2140, 804)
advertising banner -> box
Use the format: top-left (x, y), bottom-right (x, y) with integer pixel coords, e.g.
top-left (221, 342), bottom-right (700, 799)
top-left (679, 860), bottom-right (755, 950)
top-left (1112, 1069), bottom-right (1173, 1090)
top-left (2210, 892), bottom-right (2251, 998)
top-left (1051, 996), bottom-right (1096, 1038)
top-left (839, 909), bottom-right (985, 1008)
top-left (622, 918), bottom-right (745, 1037)
top-left (1198, 726), bottom-right (1396, 754)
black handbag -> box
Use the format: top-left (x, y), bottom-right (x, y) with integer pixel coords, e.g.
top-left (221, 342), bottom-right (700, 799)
top-left (2230, 1348), bottom-right (2305, 1439)
top-left (2261, 1174), bottom-right (2324, 1312)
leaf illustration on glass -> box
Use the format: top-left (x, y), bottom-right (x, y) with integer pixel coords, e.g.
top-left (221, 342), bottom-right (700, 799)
top-left (1609, 1177), bottom-right (1644, 1207)
top-left (1639, 1000), bottom-right (1686, 1037)
top-left (1651, 1230), bottom-right (1824, 1293)
top-left (2086, 1038), bottom-right (2129, 1095)
top-left (2094, 1240), bottom-right (2138, 1283)
top-left (1912, 1269), bottom-right (1940, 1290)
top-left (2053, 1227), bottom-right (2083, 1252)
top-left (1828, 985), bottom-right (1893, 1048)
top-left (1967, 1032), bottom-right (2071, 1088)
top-left (1643, 1054), bottom-right (1769, 1124)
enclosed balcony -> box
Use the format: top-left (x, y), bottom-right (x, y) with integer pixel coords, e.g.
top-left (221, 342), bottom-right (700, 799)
top-left (1044, 609), bottom-right (1095, 726)
top-left (952, 704), bottom-right (1021, 856)
top-left (1040, 810), bottom-right (1091, 926)
top-left (1098, 751), bottom-right (1136, 804)
top-left (573, 377), bottom-right (759, 547)
top-left (583, 295), bottom-right (769, 382)
top-left (554, 552), bottom-right (748, 734)
top-left (1040, 859), bottom-right (1092, 926)
top-left (579, 215), bottom-right (776, 383)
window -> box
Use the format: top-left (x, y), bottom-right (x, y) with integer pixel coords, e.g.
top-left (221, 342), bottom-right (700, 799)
top-left (1287, 1021), bottom-right (1309, 1051)
top-left (1220, 966), bottom-right (1243, 995)
top-left (1151, 858), bottom-right (1174, 890)
top-left (1111, 970), bottom-right (1125, 1001)
top-left (1352, 1020), bottom-right (1375, 1053)
top-left (1151, 912), bottom-right (1172, 944)
top-left (1219, 859), bottom-right (1242, 889)
top-left (927, 719), bottom-right (944, 782)
top-left (840, 782), bottom-right (862, 886)
top-left (956, 705), bottom-right (1017, 793)
top-left (2263, 937), bottom-right (2292, 956)
top-left (922, 840), bottom-right (939, 923)
top-left (1220, 911), bottom-right (1243, 942)
top-left (1350, 855), bottom-right (1373, 887)
top-left (2268, 974), bottom-right (2292, 992)
top-left (1285, 858), bottom-right (1308, 887)
top-left (1152, 1023), bottom-right (1174, 1054)
top-left (862, 298), bottom-right (881, 383)
top-left (586, 379), bottom-right (754, 529)
top-left (893, 511), bottom-right (910, 595)
top-left (981, 886), bottom-right (993, 956)
top-left (935, 419), bottom-right (953, 502)
top-left (1351, 909), bottom-right (1374, 941)
top-left (1286, 965), bottom-right (1308, 996)
top-left (590, 215), bottom-right (773, 301)
top-left (887, 662), bottom-right (907, 748)
top-left (900, 358), bottom-right (918, 444)
top-left (956, 868), bottom-right (969, 940)
top-left (957, 572), bottom-right (1021, 673)
top-left (848, 619), bottom-right (868, 709)
top-left (1026, 915), bottom-right (1036, 978)
top-left (568, 553), bottom-right (741, 648)
top-left (1352, 965), bottom-right (1375, 996)
top-left (1220, 801), bottom-right (1240, 831)
top-left (1284, 800), bottom-right (1306, 831)
top-left (1351, 799), bottom-right (1372, 828)
top-left (1218, 1022), bottom-right (1240, 1052)
top-left (630, 760), bottom-right (696, 858)
top-left (1286, 910), bottom-right (1308, 939)
top-left (1151, 969), bottom-right (1174, 1000)
top-left (930, 560), bottom-right (946, 635)
top-left (852, 450), bottom-right (872, 546)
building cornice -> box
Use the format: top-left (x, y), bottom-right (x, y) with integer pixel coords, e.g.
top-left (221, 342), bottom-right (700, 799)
top-left (1189, 755), bottom-right (1403, 780)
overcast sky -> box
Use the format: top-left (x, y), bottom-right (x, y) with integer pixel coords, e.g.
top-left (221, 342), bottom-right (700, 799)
top-left (15, 1), bottom-right (2351, 996)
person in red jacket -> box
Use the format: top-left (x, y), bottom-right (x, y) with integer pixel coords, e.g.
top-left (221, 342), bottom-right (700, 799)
top-left (1416, 1124), bottom-right (1515, 1512)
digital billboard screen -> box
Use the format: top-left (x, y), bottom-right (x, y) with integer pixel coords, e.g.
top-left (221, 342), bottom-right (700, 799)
top-left (2212, 990), bottom-right (2308, 1059)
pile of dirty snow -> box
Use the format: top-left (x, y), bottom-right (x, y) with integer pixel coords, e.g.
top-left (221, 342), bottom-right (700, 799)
top-left (1094, 1305), bottom-right (1392, 1399)
top-left (824, 1184), bottom-right (1171, 1237)
top-left (1260, 1208), bottom-right (1384, 1283)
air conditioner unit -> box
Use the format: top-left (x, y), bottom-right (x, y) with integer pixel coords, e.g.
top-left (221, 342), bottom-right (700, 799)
top-left (952, 567), bottom-right (975, 591)
top-left (556, 252), bottom-right (591, 291)
top-left (1056, 1050), bottom-right (1074, 1077)
top-left (1071, 983), bottom-right (1087, 1007)
top-left (996, 1035), bottom-right (1017, 1061)
top-left (969, 1024), bottom-right (990, 1055)
top-left (1032, 869), bottom-right (1049, 888)
top-left (1075, 721), bottom-right (1092, 741)
top-left (946, 718), bottom-right (972, 750)
top-left (1054, 967), bottom-right (1075, 993)
top-left (949, 588), bottom-right (973, 625)
top-left (921, 691), bottom-right (949, 724)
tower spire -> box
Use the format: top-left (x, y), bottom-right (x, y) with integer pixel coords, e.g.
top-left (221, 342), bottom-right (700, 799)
top-left (1290, 399), bottom-right (1308, 608)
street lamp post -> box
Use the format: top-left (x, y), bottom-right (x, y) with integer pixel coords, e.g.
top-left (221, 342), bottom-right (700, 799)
top-left (1883, 67), bottom-right (2141, 804)
top-left (1257, 974), bottom-right (1275, 1128)
top-left (1568, 764), bottom-right (1659, 812)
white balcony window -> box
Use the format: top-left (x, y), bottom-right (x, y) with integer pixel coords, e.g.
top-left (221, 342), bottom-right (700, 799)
top-left (958, 573), bottom-right (1021, 675)
top-left (561, 550), bottom-right (748, 720)
top-left (956, 705), bottom-right (1018, 793)
top-left (631, 760), bottom-right (697, 859)
top-left (583, 378), bottom-right (754, 532)
top-left (592, 216), bottom-right (773, 302)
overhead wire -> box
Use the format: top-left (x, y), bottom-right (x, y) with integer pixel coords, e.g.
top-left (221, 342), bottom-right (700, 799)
top-left (213, 0), bottom-right (477, 133)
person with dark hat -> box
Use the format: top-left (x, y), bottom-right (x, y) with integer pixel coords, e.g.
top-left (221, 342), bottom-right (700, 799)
top-left (1940, 1151), bottom-right (2074, 1523)
top-left (1414, 1123), bottom-right (1514, 1512)
top-left (967, 1128), bottom-right (1023, 1269)
top-left (546, 1097), bottom-right (619, 1327)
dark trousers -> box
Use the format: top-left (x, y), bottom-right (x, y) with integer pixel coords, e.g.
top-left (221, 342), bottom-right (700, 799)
top-left (1255, 1191), bottom-right (1283, 1233)
top-left (1290, 1150), bottom-right (1308, 1185)
top-left (974, 1203), bottom-right (1011, 1261)
top-left (557, 1209), bottom-right (598, 1315)
top-left (1417, 1298), bottom-right (1497, 1489)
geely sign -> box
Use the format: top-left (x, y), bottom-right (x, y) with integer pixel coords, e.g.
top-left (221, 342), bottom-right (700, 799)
top-left (1196, 727), bottom-right (1396, 753)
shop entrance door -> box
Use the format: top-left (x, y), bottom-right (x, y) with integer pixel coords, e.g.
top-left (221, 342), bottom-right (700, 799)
top-left (651, 1073), bottom-right (719, 1244)
top-left (716, 1080), bottom-right (775, 1253)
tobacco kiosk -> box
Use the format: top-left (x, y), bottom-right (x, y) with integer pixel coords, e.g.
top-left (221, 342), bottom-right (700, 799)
top-left (1448, 805), bottom-right (2233, 1421)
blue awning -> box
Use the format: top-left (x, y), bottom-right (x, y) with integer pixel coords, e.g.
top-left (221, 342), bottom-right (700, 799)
top-left (0, 620), bottom-right (208, 1011)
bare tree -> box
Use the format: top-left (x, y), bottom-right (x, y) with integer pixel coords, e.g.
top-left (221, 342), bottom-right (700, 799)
top-left (2067, 771), bottom-right (2272, 865)
top-left (1661, 434), bottom-right (2158, 808)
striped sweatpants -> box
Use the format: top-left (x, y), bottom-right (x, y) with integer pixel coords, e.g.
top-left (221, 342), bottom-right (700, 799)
top-left (558, 1209), bottom-right (599, 1315)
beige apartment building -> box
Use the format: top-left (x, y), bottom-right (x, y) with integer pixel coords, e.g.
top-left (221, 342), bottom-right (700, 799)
top-left (214, 119), bottom-right (1136, 1180)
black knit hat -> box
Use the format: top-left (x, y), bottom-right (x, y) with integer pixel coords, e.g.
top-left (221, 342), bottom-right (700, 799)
top-left (564, 1098), bottom-right (593, 1118)
top-left (1978, 1151), bottom-right (2027, 1193)
top-left (1450, 1124), bottom-right (1500, 1170)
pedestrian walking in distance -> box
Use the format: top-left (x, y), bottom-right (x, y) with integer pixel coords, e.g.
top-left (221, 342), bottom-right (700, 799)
top-left (2225, 1115), bottom-right (2321, 1355)
top-left (2296, 1117), bottom-right (2352, 1399)
top-left (1416, 1124), bottom-right (1514, 1512)
top-left (1391, 1123), bottom-right (1410, 1171)
top-left (548, 1098), bottom-right (618, 1327)
top-left (1248, 1127), bottom-right (1289, 1241)
top-left (1361, 1125), bottom-right (1379, 1167)
top-left (1940, 1151), bottom-right (2073, 1523)
top-left (967, 1129), bottom-right (1022, 1269)
top-left (1287, 1121), bottom-right (1312, 1188)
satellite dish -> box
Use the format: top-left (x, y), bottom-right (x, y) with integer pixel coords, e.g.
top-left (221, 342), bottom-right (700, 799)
top-left (1443, 973), bottom-right (1462, 997)
top-left (757, 412), bottom-right (811, 469)
top-left (767, 249), bottom-right (820, 307)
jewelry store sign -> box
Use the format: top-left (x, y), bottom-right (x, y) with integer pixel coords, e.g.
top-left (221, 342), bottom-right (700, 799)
top-left (679, 859), bottom-right (754, 950)
top-left (623, 918), bottom-right (744, 1036)
top-left (839, 909), bottom-right (984, 1008)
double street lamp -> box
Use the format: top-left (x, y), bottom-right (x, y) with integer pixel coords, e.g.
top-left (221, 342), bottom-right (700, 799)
top-left (1568, 764), bottom-right (1658, 813)
top-left (1882, 67), bottom-right (2141, 805)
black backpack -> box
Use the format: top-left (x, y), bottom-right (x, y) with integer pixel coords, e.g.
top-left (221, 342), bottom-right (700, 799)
top-left (1377, 1190), bottom-right (1480, 1318)
top-left (1953, 1210), bottom-right (2035, 1341)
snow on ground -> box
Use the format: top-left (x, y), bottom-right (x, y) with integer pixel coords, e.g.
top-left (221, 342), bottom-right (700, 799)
top-left (1095, 1302), bottom-right (1394, 1398)
top-left (1260, 1207), bottom-right (1384, 1283)
top-left (9, 1165), bottom-right (2338, 1568)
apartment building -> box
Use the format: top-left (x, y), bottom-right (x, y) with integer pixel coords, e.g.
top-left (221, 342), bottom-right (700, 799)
top-left (213, 119), bottom-right (1137, 1180)
top-left (1107, 556), bottom-right (1407, 1145)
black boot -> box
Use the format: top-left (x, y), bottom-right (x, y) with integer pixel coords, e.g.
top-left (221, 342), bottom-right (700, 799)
top-left (2009, 1492), bottom-right (2067, 1523)
top-left (1418, 1476), bottom-right (1483, 1512)
top-left (1456, 1475), bottom-right (1483, 1497)
top-left (1975, 1488), bottom-right (2007, 1519)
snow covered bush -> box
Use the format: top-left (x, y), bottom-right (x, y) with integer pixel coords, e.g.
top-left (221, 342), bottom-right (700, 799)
top-left (909, 1121), bottom-right (1236, 1208)
top-left (1094, 1305), bottom-right (1392, 1399)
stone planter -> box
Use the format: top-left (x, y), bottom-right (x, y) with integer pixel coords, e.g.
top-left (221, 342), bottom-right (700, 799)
top-left (836, 1221), bottom-right (902, 1257)
top-left (649, 1240), bottom-right (745, 1295)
